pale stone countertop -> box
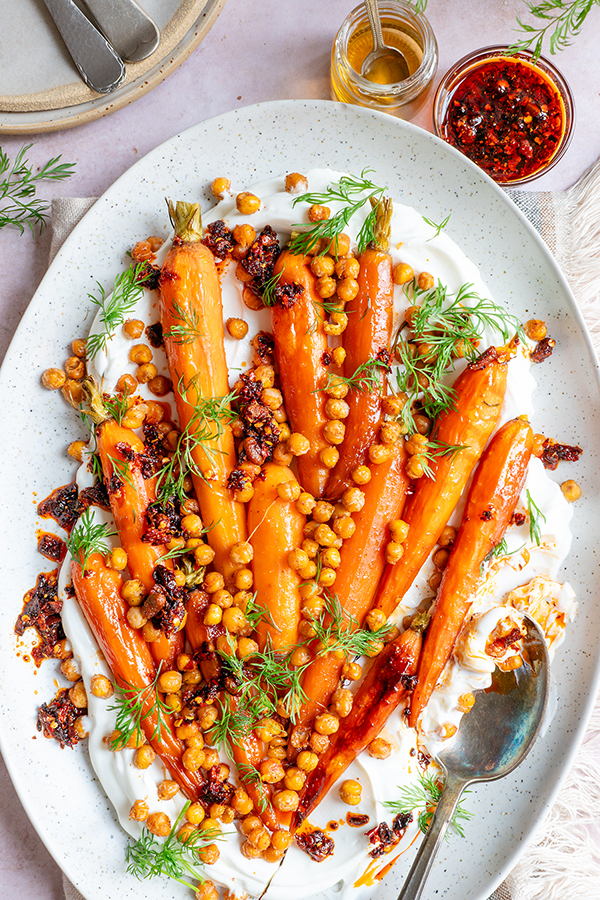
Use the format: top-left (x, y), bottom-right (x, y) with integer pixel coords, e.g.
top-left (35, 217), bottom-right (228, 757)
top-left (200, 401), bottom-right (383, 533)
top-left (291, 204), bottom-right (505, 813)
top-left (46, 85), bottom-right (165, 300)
top-left (1, 1), bottom-right (599, 897)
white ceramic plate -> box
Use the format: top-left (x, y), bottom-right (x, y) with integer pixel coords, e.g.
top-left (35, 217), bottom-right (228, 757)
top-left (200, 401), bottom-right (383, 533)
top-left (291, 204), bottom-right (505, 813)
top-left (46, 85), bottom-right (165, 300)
top-left (0, 99), bottom-right (598, 900)
top-left (0, 0), bottom-right (226, 134)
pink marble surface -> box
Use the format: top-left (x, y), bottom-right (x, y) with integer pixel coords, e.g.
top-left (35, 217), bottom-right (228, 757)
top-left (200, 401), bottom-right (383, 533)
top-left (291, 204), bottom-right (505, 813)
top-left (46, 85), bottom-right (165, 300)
top-left (1, 1), bottom-right (599, 897)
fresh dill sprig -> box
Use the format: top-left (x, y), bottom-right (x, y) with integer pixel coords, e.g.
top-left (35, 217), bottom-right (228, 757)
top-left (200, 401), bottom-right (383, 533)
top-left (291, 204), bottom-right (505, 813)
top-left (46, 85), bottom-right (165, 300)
top-left (107, 664), bottom-right (171, 750)
top-left (384, 772), bottom-right (473, 838)
top-left (209, 695), bottom-right (255, 753)
top-left (509, 0), bottom-right (597, 60)
top-left (526, 489), bottom-right (546, 545)
top-left (163, 300), bottom-right (205, 345)
top-left (321, 358), bottom-right (389, 396)
top-left (289, 170), bottom-right (386, 256)
top-left (311, 592), bottom-right (394, 661)
top-left (422, 213), bottom-right (451, 239)
top-left (156, 377), bottom-right (237, 502)
top-left (412, 439), bottom-right (466, 480)
top-left (261, 269), bottom-right (285, 307)
top-left (236, 763), bottom-right (268, 812)
top-left (106, 454), bottom-right (134, 488)
top-left (481, 538), bottom-right (527, 570)
top-left (103, 390), bottom-right (131, 425)
top-left (86, 264), bottom-right (150, 361)
top-left (0, 144), bottom-right (75, 234)
top-left (65, 507), bottom-right (116, 573)
top-left (126, 801), bottom-right (215, 888)
top-left (243, 592), bottom-right (278, 630)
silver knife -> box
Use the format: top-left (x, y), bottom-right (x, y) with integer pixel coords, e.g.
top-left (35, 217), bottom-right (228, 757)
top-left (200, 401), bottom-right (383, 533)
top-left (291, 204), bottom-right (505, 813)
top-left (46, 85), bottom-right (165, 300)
top-left (82, 0), bottom-right (160, 63)
top-left (42, 0), bottom-right (125, 94)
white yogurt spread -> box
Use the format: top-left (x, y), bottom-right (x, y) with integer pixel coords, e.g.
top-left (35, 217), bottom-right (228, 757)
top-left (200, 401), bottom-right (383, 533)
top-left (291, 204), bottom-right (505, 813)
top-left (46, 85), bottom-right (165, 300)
top-left (57, 169), bottom-right (576, 899)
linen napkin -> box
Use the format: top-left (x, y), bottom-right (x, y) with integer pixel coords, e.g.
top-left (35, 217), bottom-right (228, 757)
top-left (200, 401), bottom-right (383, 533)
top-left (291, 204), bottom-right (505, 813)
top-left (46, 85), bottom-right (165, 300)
top-left (52, 160), bottom-right (600, 900)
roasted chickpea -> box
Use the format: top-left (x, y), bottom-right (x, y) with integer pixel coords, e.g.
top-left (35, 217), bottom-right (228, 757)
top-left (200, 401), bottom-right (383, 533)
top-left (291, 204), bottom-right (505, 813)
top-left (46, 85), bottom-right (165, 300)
top-left (61, 378), bottom-right (85, 405)
top-left (320, 547), bottom-right (341, 568)
top-left (135, 745), bottom-right (156, 769)
top-left (380, 421), bottom-right (402, 445)
top-left (324, 419), bottom-right (346, 445)
top-left (316, 275), bottom-right (337, 299)
top-left (157, 779), bottom-right (180, 801)
top-left (314, 524), bottom-right (337, 547)
top-left (324, 375), bottom-right (349, 399)
top-left (121, 404), bottom-right (147, 429)
top-left (67, 440), bottom-right (87, 462)
top-left (310, 254), bottom-right (335, 277)
top-left (146, 812), bottom-right (171, 837)
top-left (331, 688), bottom-right (353, 718)
top-left (296, 492), bottom-right (316, 515)
top-left (325, 398), bottom-right (350, 421)
top-left (158, 670), bottom-right (182, 693)
top-left (254, 718), bottom-right (284, 743)
top-left (259, 758), bottom-right (285, 783)
top-left (320, 446), bottom-right (340, 468)
top-left (337, 277), bottom-right (359, 303)
top-left (288, 433), bottom-right (310, 456)
top-left (525, 318), bottom-right (547, 341)
top-left (342, 661), bottom-right (363, 681)
top-left (368, 737), bottom-right (392, 759)
top-left (90, 674), bottom-right (114, 699)
top-left (129, 799), bottom-right (149, 821)
top-left (291, 645), bottom-right (312, 667)
top-left (128, 344), bottom-right (152, 365)
top-left (339, 779), bottom-right (362, 806)
top-left (203, 604), bottom-right (223, 626)
top-left (288, 548), bottom-right (310, 571)
top-left (433, 547), bottom-right (450, 569)
top-left (185, 802), bottom-right (206, 826)
top-left (314, 713), bottom-right (339, 736)
top-left (272, 444), bottom-right (294, 466)
top-left (335, 256), bottom-right (360, 279)
top-left (285, 172), bottom-right (308, 194)
top-left (309, 731), bottom-right (330, 754)
top-left (333, 515), bottom-right (355, 539)
top-left (236, 192), bottom-right (261, 214)
top-left (385, 541), bottom-right (405, 564)
top-left (393, 262), bottom-right (414, 285)
top-left (231, 789), bottom-right (254, 816)
top-left (194, 543), bottom-right (215, 566)
top-left (296, 750), bottom-right (319, 773)
top-left (342, 487), bottom-right (365, 513)
top-left (222, 606), bottom-right (247, 634)
top-left (60, 658), bottom-right (80, 682)
top-left (561, 479), bottom-right (582, 502)
top-left (389, 519), bottom-right (409, 543)
top-left (369, 443), bottom-right (392, 464)
top-left (405, 456), bottom-right (425, 479)
top-left (116, 373), bottom-right (138, 397)
top-left (277, 480), bottom-right (301, 502)
top-left (69, 680), bottom-right (87, 708)
top-left (211, 176), bottom-right (231, 198)
top-left (273, 789), bottom-right (300, 812)
top-left (324, 233), bottom-right (351, 257)
top-left (197, 844), bottom-right (220, 865)
top-left (64, 356), bottom-right (85, 380)
top-left (126, 606), bottom-right (147, 629)
top-left (417, 270), bottom-right (434, 290)
top-left (332, 346), bottom-right (346, 367)
top-left (366, 609), bottom-right (387, 631)
top-left (147, 375), bottom-right (171, 396)
top-left (196, 881), bottom-right (219, 900)
top-left (437, 525), bottom-right (457, 548)
top-left (308, 204), bottom-right (330, 222)
top-left (351, 465), bottom-right (372, 485)
top-left (142, 621), bottom-right (161, 643)
top-left (233, 568), bottom-right (253, 590)
top-left (71, 338), bottom-right (87, 358)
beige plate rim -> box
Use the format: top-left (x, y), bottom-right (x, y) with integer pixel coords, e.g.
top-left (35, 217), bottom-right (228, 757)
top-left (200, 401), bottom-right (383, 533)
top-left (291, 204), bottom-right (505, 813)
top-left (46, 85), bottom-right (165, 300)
top-left (0, 0), bottom-right (227, 135)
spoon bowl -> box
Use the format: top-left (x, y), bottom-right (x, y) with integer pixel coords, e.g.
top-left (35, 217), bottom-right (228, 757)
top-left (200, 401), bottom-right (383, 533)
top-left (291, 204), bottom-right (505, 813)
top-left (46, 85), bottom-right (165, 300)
top-left (398, 613), bottom-right (550, 900)
top-left (361, 0), bottom-right (410, 84)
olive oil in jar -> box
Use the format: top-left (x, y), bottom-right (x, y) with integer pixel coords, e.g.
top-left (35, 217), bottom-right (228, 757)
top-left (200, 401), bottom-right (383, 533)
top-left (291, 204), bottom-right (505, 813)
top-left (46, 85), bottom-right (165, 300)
top-left (330, 1), bottom-right (438, 119)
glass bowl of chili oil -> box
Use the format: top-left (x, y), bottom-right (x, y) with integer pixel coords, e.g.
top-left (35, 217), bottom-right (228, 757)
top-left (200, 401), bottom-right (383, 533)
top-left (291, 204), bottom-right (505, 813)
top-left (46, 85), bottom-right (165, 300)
top-left (432, 46), bottom-right (574, 186)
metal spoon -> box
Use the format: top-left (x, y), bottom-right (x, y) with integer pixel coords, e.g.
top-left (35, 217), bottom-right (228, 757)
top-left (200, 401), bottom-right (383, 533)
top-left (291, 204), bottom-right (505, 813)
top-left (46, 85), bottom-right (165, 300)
top-left (82, 0), bottom-right (160, 63)
top-left (361, 0), bottom-right (410, 84)
top-left (398, 613), bottom-right (550, 900)
top-left (42, 0), bottom-right (125, 94)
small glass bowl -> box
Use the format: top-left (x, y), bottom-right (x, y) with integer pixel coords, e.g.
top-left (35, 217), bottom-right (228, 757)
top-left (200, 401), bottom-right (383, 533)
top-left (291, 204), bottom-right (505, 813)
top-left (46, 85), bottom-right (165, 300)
top-left (331, 1), bottom-right (438, 120)
top-left (432, 46), bottom-right (574, 186)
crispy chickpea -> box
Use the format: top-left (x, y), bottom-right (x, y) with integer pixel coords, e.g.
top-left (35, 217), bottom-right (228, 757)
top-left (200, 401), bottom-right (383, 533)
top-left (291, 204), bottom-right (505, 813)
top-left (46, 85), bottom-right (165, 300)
top-left (309, 732), bottom-right (330, 754)
top-left (273, 789), bottom-right (300, 812)
top-left (310, 501), bottom-right (333, 524)
top-left (308, 204), bottom-right (330, 222)
top-left (561, 479), bottom-right (582, 502)
top-left (197, 706), bottom-right (219, 731)
top-left (90, 674), bottom-right (114, 699)
top-left (240, 840), bottom-right (262, 860)
top-left (301, 593), bottom-right (324, 618)
top-left (437, 525), bottom-right (457, 548)
top-left (236, 192), bottom-right (261, 214)
top-left (67, 440), bottom-right (87, 462)
top-left (147, 375), bottom-right (171, 397)
top-left (224, 317), bottom-right (249, 342)
top-left (386, 541), bottom-right (404, 564)
top-left (314, 524), bottom-right (337, 547)
top-left (122, 319), bottom-right (145, 339)
top-left (135, 745), bottom-right (156, 769)
top-left (365, 639), bottom-right (385, 658)
top-left (69, 680), bottom-right (87, 708)
top-left (60, 658), bottom-right (81, 682)
top-left (42, 367), bottom-right (66, 390)
top-left (311, 254), bottom-right (335, 277)
top-left (247, 825), bottom-right (271, 851)
top-left (64, 356), bottom-right (85, 380)
top-left (254, 718), bottom-right (284, 743)
top-left (115, 373), bottom-right (137, 397)
top-left (428, 570), bottom-right (443, 592)
top-left (285, 172), bottom-right (308, 193)
top-left (203, 571), bottom-right (225, 593)
top-left (203, 604), bottom-right (223, 626)
top-left (369, 443), bottom-right (392, 465)
top-left (332, 347), bottom-right (346, 368)
top-left (342, 487), bottom-right (365, 513)
top-left (142, 621), bottom-right (161, 643)
top-left (129, 344), bottom-right (153, 365)
top-left (146, 812), bottom-right (171, 837)
top-left (233, 568), bottom-right (253, 590)
top-left (389, 519), bottom-right (409, 543)
top-left (325, 398), bottom-right (350, 421)
top-left (261, 387), bottom-right (283, 411)
top-left (333, 515), bottom-right (355, 539)
top-left (331, 688), bottom-right (353, 718)
top-left (129, 799), bottom-right (149, 821)
top-left (314, 713), bottom-right (339, 735)
top-left (276, 480), bottom-right (301, 502)
top-left (288, 548), bottom-right (310, 571)
top-left (229, 541), bottom-right (253, 566)
top-left (158, 670), bottom-right (183, 693)
top-left (107, 547), bottom-right (127, 572)
top-left (525, 318), bottom-right (547, 341)
top-left (233, 224), bottom-right (256, 250)
top-left (194, 543), bottom-right (215, 566)
top-left (288, 432), bottom-right (310, 456)
top-left (272, 444), bottom-right (294, 466)
top-left (337, 277), bottom-right (359, 303)
top-left (379, 421), bottom-right (401, 445)
top-left (296, 750), bottom-right (319, 773)
top-left (182, 747), bottom-right (206, 772)
top-left (405, 455), bottom-right (425, 479)
top-left (323, 419), bottom-right (345, 445)
top-left (368, 737), bottom-right (392, 759)
top-left (325, 233), bottom-right (351, 256)
top-left (61, 378), bottom-right (85, 405)
top-left (343, 661), bottom-right (363, 681)
top-left (320, 446), bottom-right (340, 468)
top-left (196, 881), bottom-right (219, 900)
top-left (211, 176), bottom-right (231, 198)
top-left (324, 376), bottom-right (349, 399)
top-left (121, 404), bottom-right (147, 429)
top-left (231, 789), bottom-right (254, 816)
top-left (416, 270), bottom-right (434, 290)
top-left (274, 409), bottom-right (289, 426)
top-left (433, 547), bottom-right (450, 569)
top-left (136, 361), bottom-right (159, 386)
top-left (351, 465), bottom-right (372, 485)
top-left (213, 589), bottom-right (234, 610)
top-left (291, 645), bottom-right (312, 667)
top-left (259, 758), bottom-right (285, 783)
top-left (339, 779), bottom-right (362, 806)
top-left (320, 547), bottom-right (341, 569)
top-left (296, 492), bottom-right (316, 515)
top-left (126, 607), bottom-right (147, 629)
top-left (157, 779), bottom-right (180, 801)
top-left (268, 829), bottom-right (292, 853)
top-left (316, 274), bottom-right (337, 299)
top-left (198, 844), bottom-right (220, 865)
top-left (71, 338), bottom-right (87, 358)
top-left (284, 766), bottom-right (306, 792)
top-left (185, 802), bottom-right (206, 826)
top-left (393, 262), bottom-right (414, 285)
top-left (333, 256), bottom-right (359, 279)
top-left (302, 536), bottom-right (319, 557)
top-left (222, 606), bottom-right (247, 634)
top-left (366, 609), bottom-right (387, 631)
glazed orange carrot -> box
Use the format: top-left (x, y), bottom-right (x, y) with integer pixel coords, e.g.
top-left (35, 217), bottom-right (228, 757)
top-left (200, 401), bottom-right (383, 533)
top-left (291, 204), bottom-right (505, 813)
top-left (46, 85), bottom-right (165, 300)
top-left (293, 615), bottom-right (426, 828)
top-left (374, 347), bottom-right (510, 618)
top-left (270, 250), bottom-right (331, 498)
top-left (294, 437), bottom-right (409, 731)
top-left (409, 416), bottom-right (533, 727)
top-left (247, 463), bottom-right (305, 652)
top-left (327, 199), bottom-right (394, 499)
top-left (159, 201), bottom-right (247, 584)
top-left (71, 552), bottom-right (204, 800)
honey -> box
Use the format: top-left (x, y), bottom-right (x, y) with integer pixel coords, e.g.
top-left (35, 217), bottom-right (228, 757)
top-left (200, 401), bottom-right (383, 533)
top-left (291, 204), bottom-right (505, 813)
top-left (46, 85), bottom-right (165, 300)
top-left (331, 2), bottom-right (437, 119)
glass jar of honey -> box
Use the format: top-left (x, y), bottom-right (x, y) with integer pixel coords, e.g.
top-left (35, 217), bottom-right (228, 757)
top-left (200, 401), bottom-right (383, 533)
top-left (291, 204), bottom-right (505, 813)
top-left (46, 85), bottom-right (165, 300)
top-left (331, 1), bottom-right (438, 119)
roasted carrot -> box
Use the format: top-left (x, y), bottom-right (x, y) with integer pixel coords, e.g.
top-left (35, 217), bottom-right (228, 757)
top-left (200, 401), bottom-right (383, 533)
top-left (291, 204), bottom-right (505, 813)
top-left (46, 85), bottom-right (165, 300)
top-left (270, 250), bottom-right (331, 498)
top-left (293, 615), bottom-right (427, 828)
top-left (78, 380), bottom-right (183, 668)
top-left (327, 199), bottom-right (394, 499)
top-left (71, 552), bottom-right (204, 800)
top-left (409, 416), bottom-right (533, 727)
top-left (294, 437), bottom-right (409, 732)
top-left (374, 347), bottom-right (510, 618)
top-left (159, 201), bottom-right (247, 584)
top-left (247, 463), bottom-right (305, 651)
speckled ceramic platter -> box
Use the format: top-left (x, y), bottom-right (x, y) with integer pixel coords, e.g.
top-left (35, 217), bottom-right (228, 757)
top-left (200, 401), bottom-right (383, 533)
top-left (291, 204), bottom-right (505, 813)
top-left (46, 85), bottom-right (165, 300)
top-left (0, 99), bottom-right (598, 900)
top-left (0, 0), bottom-right (226, 134)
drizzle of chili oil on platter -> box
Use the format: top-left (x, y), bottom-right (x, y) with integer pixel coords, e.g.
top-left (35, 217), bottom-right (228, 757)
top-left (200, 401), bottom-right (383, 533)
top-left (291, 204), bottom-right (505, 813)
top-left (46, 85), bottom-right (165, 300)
top-left (441, 57), bottom-right (565, 182)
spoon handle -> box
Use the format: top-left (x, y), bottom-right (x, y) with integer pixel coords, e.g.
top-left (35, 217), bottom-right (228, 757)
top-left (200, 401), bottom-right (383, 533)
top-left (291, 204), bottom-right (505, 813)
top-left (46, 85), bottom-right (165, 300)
top-left (82, 0), bottom-right (160, 63)
top-left (363, 0), bottom-right (385, 51)
top-left (397, 774), bottom-right (468, 900)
